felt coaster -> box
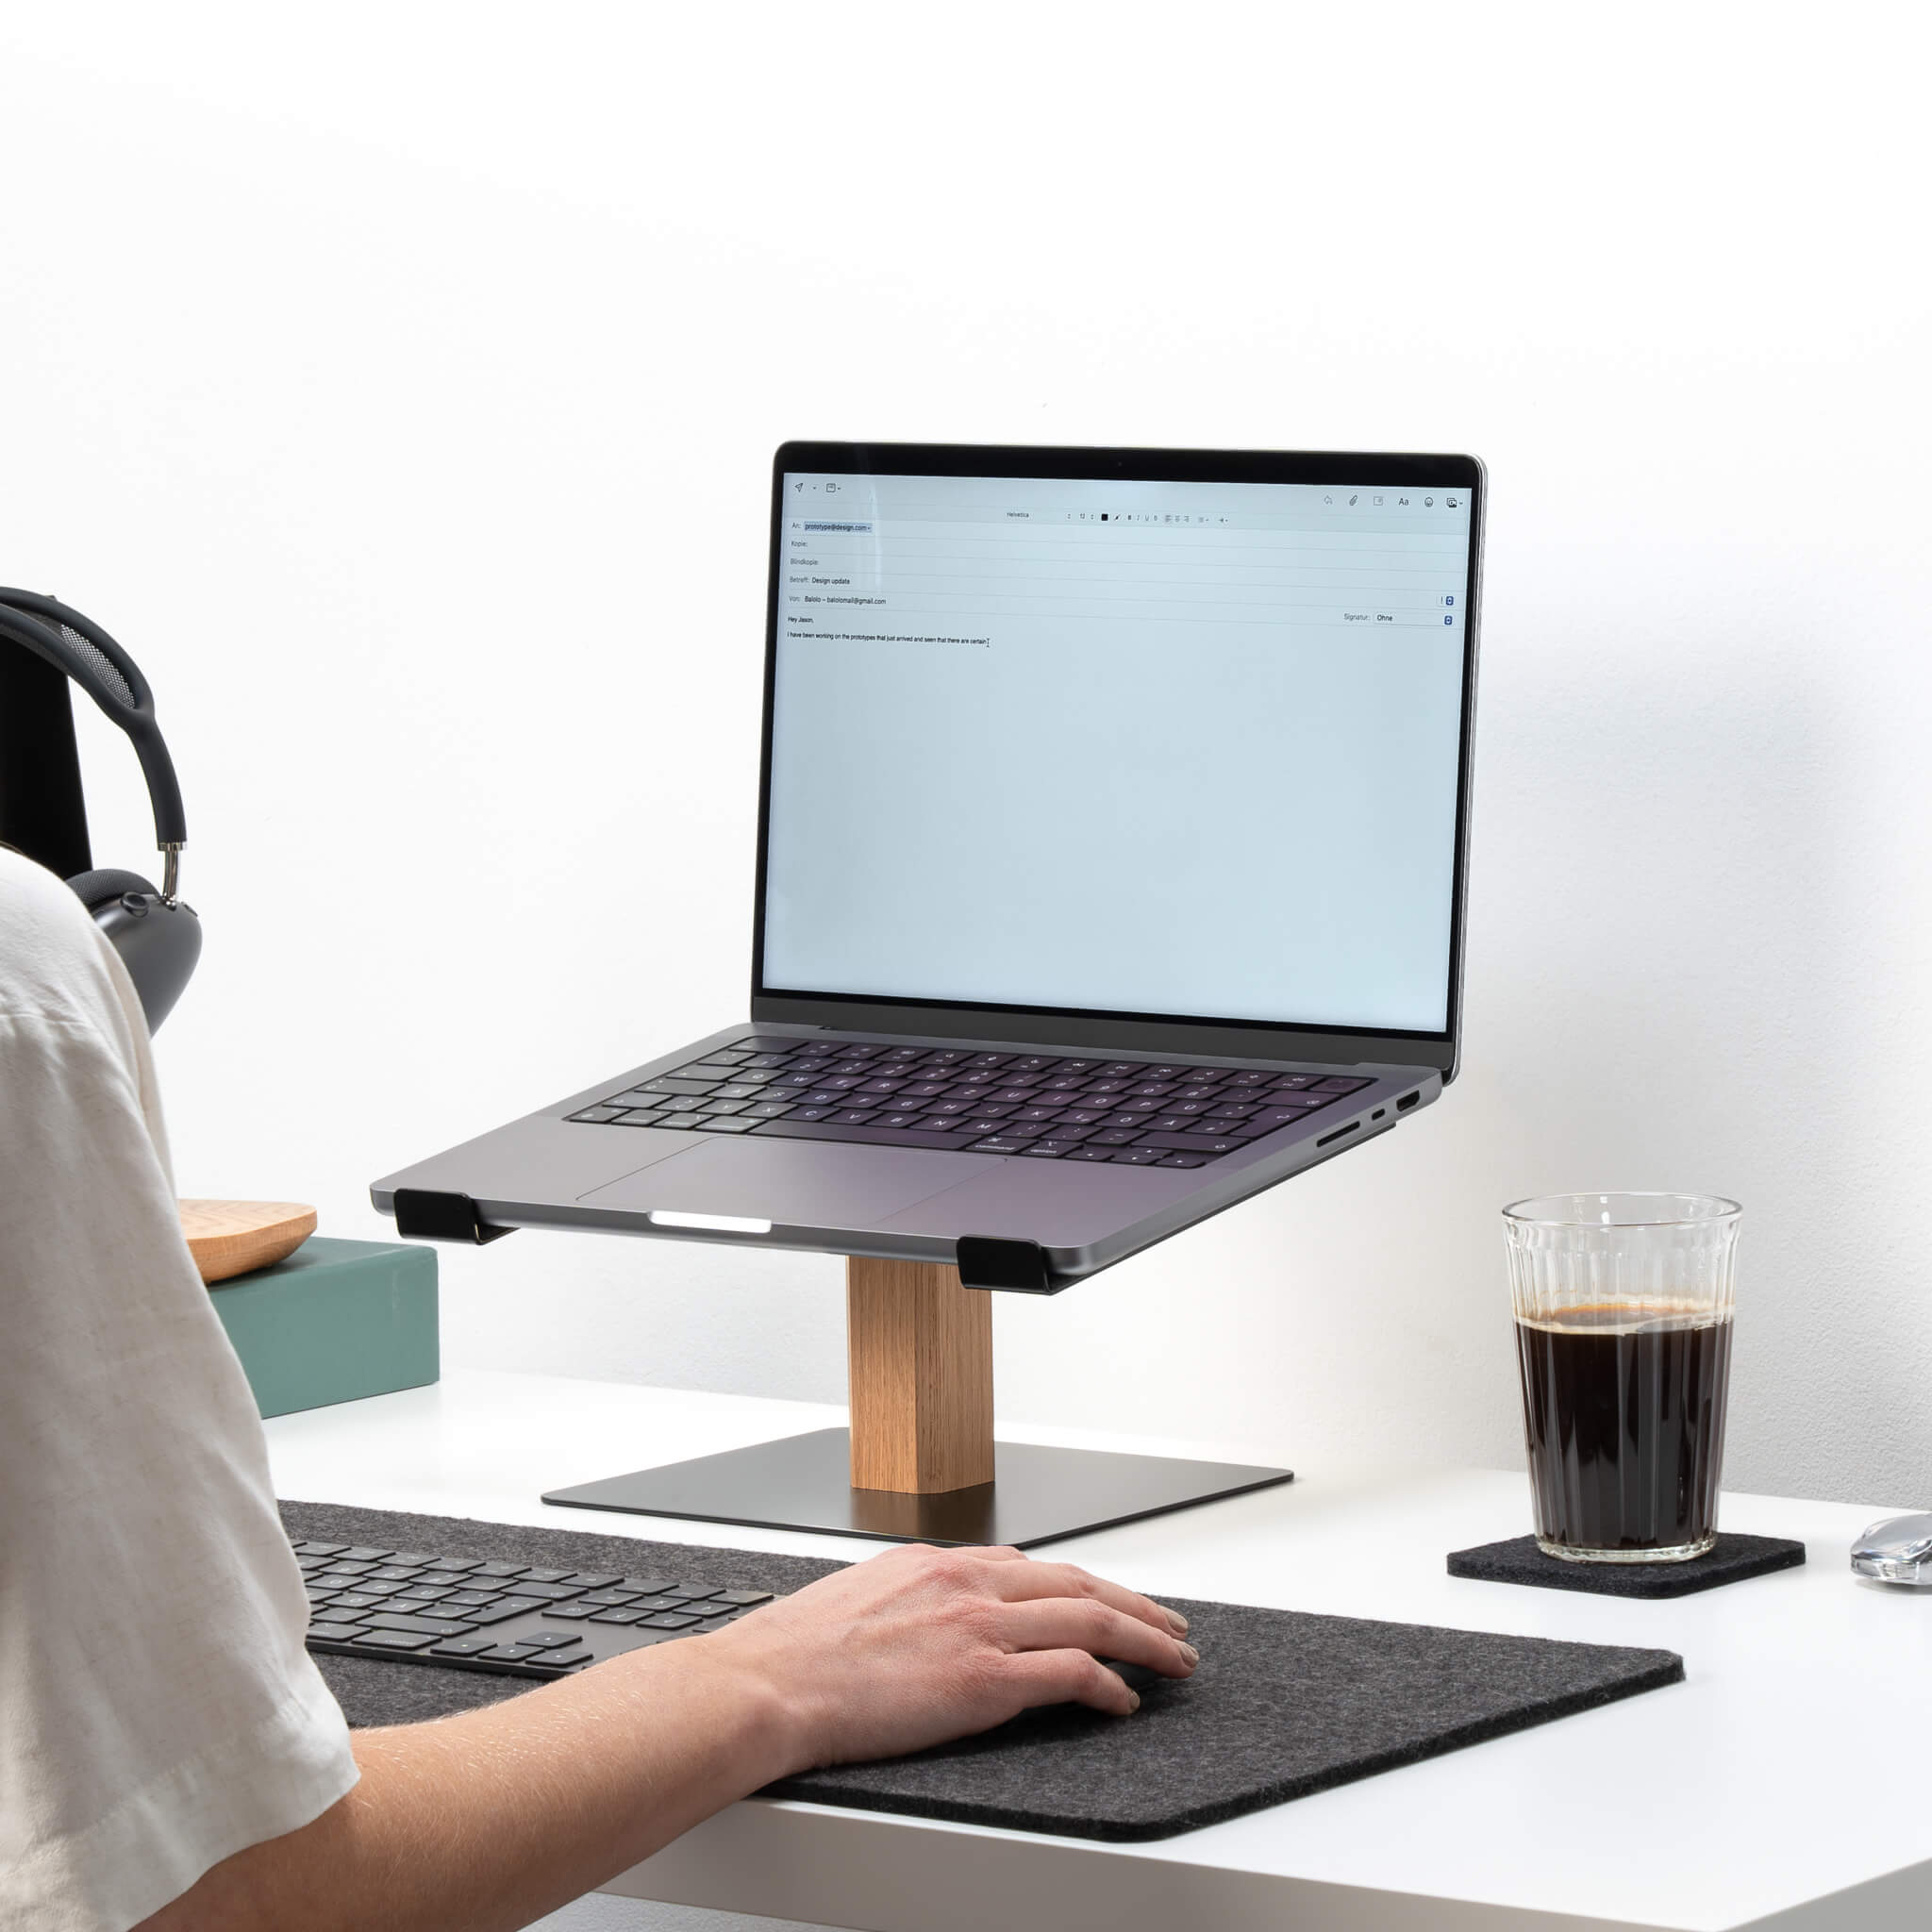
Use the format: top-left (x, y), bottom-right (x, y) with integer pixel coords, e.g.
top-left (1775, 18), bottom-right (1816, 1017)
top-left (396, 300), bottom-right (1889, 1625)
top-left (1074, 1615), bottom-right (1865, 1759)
top-left (1449, 1532), bottom-right (1807, 1599)
top-left (285, 1499), bottom-right (1684, 1842)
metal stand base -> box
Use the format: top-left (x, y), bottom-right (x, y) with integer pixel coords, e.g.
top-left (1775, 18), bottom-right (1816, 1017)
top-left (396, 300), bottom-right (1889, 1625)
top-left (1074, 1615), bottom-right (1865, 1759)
top-left (542, 1427), bottom-right (1292, 1549)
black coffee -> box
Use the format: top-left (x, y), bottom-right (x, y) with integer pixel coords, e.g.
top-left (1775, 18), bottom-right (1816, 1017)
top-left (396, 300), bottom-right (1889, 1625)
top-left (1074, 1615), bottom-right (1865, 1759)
top-left (1515, 1305), bottom-right (1733, 1555)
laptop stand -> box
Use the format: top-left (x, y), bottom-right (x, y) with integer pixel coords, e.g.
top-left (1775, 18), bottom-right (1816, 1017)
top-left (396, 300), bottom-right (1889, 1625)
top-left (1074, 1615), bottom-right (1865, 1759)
top-left (542, 1256), bottom-right (1292, 1549)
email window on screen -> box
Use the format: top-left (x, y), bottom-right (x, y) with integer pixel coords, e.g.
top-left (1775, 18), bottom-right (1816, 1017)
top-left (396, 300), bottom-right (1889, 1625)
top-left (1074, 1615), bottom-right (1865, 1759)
top-left (763, 473), bottom-right (1470, 1034)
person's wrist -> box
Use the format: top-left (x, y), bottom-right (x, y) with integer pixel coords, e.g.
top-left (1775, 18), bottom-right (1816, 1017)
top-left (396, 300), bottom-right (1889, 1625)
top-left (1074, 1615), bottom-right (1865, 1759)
top-left (675, 1627), bottom-right (823, 1783)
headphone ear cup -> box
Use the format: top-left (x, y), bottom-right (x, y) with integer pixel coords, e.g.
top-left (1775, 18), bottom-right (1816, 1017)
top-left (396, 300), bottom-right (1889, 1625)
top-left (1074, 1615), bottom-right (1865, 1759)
top-left (66, 867), bottom-right (164, 912)
top-left (68, 869), bottom-right (202, 1033)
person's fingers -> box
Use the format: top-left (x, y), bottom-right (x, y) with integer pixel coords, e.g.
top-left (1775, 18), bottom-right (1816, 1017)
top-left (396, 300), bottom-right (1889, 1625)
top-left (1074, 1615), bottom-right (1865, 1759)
top-left (979, 1557), bottom-right (1189, 1635)
top-left (998, 1647), bottom-right (1143, 1718)
top-left (993, 1598), bottom-right (1198, 1676)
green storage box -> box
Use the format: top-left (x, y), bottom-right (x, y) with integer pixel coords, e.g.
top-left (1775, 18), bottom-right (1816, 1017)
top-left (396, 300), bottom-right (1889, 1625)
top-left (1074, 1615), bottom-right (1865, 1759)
top-left (210, 1235), bottom-right (439, 1419)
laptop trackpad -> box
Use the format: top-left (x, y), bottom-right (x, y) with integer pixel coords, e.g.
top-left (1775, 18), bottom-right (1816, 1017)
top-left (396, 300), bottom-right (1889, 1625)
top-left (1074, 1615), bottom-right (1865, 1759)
top-left (577, 1139), bottom-right (1001, 1231)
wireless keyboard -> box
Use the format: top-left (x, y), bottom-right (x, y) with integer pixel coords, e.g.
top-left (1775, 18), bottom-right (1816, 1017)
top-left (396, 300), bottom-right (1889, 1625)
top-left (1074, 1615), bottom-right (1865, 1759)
top-left (296, 1537), bottom-right (777, 1680)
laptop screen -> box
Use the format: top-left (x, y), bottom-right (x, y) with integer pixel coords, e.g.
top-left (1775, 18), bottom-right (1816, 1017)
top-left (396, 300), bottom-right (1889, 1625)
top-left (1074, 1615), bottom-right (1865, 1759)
top-left (758, 452), bottom-right (1478, 1040)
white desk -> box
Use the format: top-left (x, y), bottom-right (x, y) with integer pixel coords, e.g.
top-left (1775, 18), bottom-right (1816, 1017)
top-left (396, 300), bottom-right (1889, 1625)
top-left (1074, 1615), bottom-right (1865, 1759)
top-left (264, 1370), bottom-right (1928, 1932)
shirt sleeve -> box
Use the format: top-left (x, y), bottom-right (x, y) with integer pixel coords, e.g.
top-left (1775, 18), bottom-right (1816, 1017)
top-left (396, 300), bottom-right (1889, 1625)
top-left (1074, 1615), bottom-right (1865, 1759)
top-left (0, 852), bottom-right (358, 1932)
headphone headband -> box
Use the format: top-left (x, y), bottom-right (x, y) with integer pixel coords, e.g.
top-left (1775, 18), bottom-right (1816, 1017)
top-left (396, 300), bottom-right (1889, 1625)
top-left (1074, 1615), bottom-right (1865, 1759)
top-left (0, 591), bottom-right (187, 856)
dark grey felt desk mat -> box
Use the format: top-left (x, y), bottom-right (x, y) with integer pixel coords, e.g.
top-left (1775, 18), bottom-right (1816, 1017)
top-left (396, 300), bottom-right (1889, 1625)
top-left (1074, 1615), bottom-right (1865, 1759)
top-left (285, 1500), bottom-right (1685, 1842)
top-left (1449, 1531), bottom-right (1807, 1599)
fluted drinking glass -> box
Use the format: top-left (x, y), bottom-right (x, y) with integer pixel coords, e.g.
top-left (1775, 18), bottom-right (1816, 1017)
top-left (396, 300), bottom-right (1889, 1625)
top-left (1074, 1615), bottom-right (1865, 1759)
top-left (1502, 1192), bottom-right (1740, 1563)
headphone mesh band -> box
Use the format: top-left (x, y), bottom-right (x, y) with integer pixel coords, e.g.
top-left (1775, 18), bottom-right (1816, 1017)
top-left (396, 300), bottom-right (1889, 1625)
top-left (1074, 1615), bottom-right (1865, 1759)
top-left (59, 624), bottom-right (136, 708)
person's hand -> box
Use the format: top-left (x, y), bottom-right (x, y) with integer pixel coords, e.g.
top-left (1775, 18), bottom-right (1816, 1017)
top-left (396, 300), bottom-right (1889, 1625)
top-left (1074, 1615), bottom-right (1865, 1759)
top-left (692, 1542), bottom-right (1197, 1772)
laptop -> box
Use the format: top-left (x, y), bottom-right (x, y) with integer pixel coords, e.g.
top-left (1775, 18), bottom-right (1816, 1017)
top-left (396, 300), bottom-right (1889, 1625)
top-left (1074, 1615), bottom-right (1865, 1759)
top-left (374, 442), bottom-right (1483, 1292)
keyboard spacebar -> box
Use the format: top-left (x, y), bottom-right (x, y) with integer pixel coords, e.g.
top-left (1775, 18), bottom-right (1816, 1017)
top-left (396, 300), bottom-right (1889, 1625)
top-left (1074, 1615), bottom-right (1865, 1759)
top-left (751, 1119), bottom-right (984, 1152)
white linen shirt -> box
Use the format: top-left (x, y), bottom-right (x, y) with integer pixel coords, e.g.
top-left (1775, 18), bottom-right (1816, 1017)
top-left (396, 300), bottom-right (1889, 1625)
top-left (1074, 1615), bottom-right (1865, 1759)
top-left (0, 849), bottom-right (358, 1930)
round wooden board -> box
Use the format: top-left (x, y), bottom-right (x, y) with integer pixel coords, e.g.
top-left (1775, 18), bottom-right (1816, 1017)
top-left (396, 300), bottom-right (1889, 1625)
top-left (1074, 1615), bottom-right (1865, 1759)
top-left (179, 1200), bottom-right (318, 1285)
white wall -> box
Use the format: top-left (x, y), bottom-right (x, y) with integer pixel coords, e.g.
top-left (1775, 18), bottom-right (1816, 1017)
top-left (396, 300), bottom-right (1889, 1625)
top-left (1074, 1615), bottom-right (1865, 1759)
top-left (6, 3), bottom-right (1929, 1507)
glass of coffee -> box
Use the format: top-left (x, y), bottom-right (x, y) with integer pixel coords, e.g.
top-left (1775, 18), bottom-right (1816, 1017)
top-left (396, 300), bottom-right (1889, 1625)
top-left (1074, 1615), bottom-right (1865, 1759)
top-left (1502, 1192), bottom-right (1740, 1563)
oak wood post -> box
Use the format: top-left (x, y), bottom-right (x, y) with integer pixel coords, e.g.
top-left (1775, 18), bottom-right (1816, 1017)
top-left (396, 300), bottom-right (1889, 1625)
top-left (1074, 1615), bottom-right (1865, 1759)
top-left (845, 1257), bottom-right (995, 1493)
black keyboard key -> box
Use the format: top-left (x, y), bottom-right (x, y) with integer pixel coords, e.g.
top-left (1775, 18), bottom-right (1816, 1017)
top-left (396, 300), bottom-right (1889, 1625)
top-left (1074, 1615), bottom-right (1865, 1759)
top-left (1045, 1124), bottom-right (1098, 1142)
top-left (675, 1063), bottom-right (745, 1081)
top-left (581, 1589), bottom-right (639, 1606)
top-left (502, 1580), bottom-right (586, 1601)
top-left (522, 1630), bottom-right (584, 1649)
top-left (441, 1591), bottom-right (497, 1608)
top-left (389, 1553), bottom-right (445, 1567)
top-left (1091, 1128), bottom-right (1141, 1145)
top-left (1135, 1133), bottom-right (1242, 1154)
top-left (1065, 1147), bottom-right (1115, 1161)
top-left (465, 1598), bottom-right (546, 1624)
top-left (670, 1586), bottom-right (723, 1600)
top-left (658, 1112), bottom-right (707, 1130)
top-left (292, 1541), bottom-right (347, 1556)
top-left (360, 1610), bottom-right (476, 1638)
top-left (481, 1643), bottom-right (547, 1662)
top-left (411, 1571), bottom-right (471, 1587)
top-left (572, 1106), bottom-right (625, 1124)
top-left (339, 1547), bottom-right (393, 1562)
top-left (1313, 1075), bottom-right (1373, 1091)
top-left (716, 1589), bottom-right (774, 1606)
top-left (1158, 1154), bottom-right (1209, 1168)
top-left (694, 1116), bottom-right (758, 1133)
top-left (307, 1622), bottom-right (366, 1643)
top-left (591, 1607), bottom-right (644, 1624)
top-left (560, 1573), bottom-right (623, 1591)
top-left (616, 1109), bottom-right (667, 1127)
top-left (351, 1627), bottom-right (439, 1652)
top-left (640, 1077), bottom-right (721, 1098)
top-left (826, 1109), bottom-right (878, 1125)
top-left (472, 1562), bottom-right (527, 1579)
top-left (1109, 1148), bottom-right (1167, 1165)
top-left (744, 1101), bottom-right (794, 1118)
top-left (641, 1610), bottom-right (703, 1630)
top-left (429, 1636), bottom-right (498, 1657)
top-left (710, 1085), bottom-right (762, 1101)
top-left (619, 1576), bottom-right (677, 1595)
top-left (541, 1602), bottom-right (599, 1619)
top-left (1022, 1141), bottom-right (1082, 1158)
top-left (326, 1592), bottom-right (384, 1611)
top-left (971, 1137), bottom-right (1038, 1154)
top-left (753, 1120), bottom-right (984, 1152)
top-left (394, 1585), bottom-right (454, 1603)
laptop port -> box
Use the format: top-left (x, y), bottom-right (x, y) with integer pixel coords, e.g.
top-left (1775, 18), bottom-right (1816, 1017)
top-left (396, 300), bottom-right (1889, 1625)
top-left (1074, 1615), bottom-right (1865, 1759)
top-left (1396, 1091), bottom-right (1421, 1112)
top-left (1315, 1121), bottom-right (1360, 1148)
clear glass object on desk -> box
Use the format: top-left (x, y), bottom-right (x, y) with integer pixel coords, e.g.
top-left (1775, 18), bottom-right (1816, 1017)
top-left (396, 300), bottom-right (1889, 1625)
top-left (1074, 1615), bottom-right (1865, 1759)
top-left (1502, 1192), bottom-right (1741, 1563)
top-left (1850, 1513), bottom-right (1932, 1587)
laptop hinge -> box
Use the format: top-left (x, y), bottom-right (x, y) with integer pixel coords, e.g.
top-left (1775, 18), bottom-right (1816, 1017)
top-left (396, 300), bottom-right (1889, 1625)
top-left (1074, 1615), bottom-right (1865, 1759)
top-left (392, 1188), bottom-right (516, 1245)
top-left (956, 1236), bottom-right (1056, 1295)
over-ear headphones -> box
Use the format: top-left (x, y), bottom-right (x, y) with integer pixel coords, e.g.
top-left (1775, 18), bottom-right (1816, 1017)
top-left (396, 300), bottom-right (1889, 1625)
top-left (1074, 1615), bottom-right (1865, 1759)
top-left (0, 590), bottom-right (201, 1031)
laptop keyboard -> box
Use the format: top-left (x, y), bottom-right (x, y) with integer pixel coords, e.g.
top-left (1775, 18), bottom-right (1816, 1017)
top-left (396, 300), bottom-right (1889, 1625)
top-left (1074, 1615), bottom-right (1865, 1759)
top-left (568, 1038), bottom-right (1373, 1167)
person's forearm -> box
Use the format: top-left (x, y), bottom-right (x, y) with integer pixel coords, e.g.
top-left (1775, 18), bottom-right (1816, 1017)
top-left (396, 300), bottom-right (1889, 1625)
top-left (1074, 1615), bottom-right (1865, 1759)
top-left (137, 1636), bottom-right (805, 1932)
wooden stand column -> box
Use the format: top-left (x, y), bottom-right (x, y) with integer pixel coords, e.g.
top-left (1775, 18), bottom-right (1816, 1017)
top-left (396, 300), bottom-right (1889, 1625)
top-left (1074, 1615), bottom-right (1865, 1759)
top-left (846, 1257), bottom-right (994, 1493)
top-left (543, 1251), bottom-right (1291, 1545)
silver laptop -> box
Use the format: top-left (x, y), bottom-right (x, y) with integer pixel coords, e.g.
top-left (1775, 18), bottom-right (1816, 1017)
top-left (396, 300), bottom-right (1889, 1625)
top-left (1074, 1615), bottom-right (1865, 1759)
top-left (374, 442), bottom-right (1484, 1292)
